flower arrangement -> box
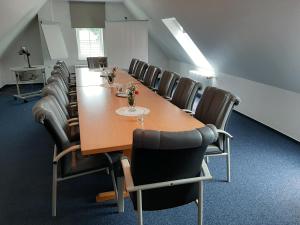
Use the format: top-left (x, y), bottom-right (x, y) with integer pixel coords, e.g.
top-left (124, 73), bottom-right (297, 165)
top-left (126, 82), bottom-right (139, 110)
top-left (108, 67), bottom-right (117, 84)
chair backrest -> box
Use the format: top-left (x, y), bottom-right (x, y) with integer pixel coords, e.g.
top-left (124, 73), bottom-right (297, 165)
top-left (133, 61), bottom-right (148, 79)
top-left (32, 95), bottom-right (71, 151)
top-left (130, 125), bottom-right (218, 210)
top-left (128, 58), bottom-right (139, 74)
top-left (53, 66), bottom-right (69, 86)
top-left (143, 66), bottom-right (161, 88)
top-left (194, 86), bottom-right (240, 150)
top-left (42, 82), bottom-right (70, 118)
top-left (56, 60), bottom-right (70, 75)
top-left (157, 71), bottom-right (180, 98)
top-left (48, 74), bottom-right (69, 94)
top-left (87, 57), bottom-right (108, 68)
top-left (171, 77), bottom-right (202, 110)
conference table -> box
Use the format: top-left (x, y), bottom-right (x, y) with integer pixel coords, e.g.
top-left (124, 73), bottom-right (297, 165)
top-left (75, 67), bottom-right (205, 201)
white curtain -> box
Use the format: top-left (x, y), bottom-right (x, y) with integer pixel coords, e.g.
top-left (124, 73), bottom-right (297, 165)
top-left (104, 21), bottom-right (148, 69)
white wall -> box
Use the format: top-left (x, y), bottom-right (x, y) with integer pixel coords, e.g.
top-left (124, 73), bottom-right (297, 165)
top-left (148, 36), bottom-right (169, 70)
top-left (168, 59), bottom-right (300, 141)
top-left (106, 2), bottom-right (135, 21)
top-left (38, 0), bottom-right (166, 73)
top-left (0, 16), bottom-right (43, 85)
top-left (0, 61), bottom-right (4, 88)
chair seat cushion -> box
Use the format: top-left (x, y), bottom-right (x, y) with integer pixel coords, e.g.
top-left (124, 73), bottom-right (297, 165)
top-left (205, 144), bottom-right (223, 155)
top-left (62, 151), bottom-right (122, 177)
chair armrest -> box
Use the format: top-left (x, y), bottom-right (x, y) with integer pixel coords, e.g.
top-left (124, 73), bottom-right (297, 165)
top-left (68, 93), bottom-right (77, 97)
top-left (69, 104), bottom-right (78, 109)
top-left (69, 122), bottom-right (79, 127)
top-left (182, 109), bottom-right (195, 116)
top-left (121, 157), bottom-right (135, 192)
top-left (67, 118), bottom-right (78, 123)
top-left (164, 96), bottom-right (172, 101)
top-left (121, 158), bottom-right (212, 192)
top-left (217, 129), bottom-right (233, 139)
top-left (53, 144), bottom-right (81, 163)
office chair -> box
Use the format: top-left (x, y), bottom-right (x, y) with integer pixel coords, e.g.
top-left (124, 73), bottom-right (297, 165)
top-left (128, 58), bottom-right (139, 74)
top-left (32, 96), bottom-right (123, 216)
top-left (48, 74), bottom-right (77, 102)
top-left (121, 125), bottom-right (219, 225)
top-left (56, 61), bottom-right (76, 81)
top-left (168, 77), bottom-right (202, 111)
top-left (87, 57), bottom-right (108, 68)
top-left (193, 86), bottom-right (240, 182)
top-left (42, 81), bottom-right (78, 118)
top-left (141, 65), bottom-right (161, 88)
top-left (54, 64), bottom-right (76, 85)
top-left (153, 71), bottom-right (179, 98)
top-left (133, 61), bottom-right (148, 80)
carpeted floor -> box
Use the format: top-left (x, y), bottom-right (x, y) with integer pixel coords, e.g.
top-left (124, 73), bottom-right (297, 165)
top-left (0, 84), bottom-right (299, 225)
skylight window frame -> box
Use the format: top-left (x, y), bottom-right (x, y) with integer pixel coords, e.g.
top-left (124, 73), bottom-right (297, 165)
top-left (162, 17), bottom-right (215, 77)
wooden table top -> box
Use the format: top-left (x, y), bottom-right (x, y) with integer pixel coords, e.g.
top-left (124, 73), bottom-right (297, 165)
top-left (76, 68), bottom-right (205, 155)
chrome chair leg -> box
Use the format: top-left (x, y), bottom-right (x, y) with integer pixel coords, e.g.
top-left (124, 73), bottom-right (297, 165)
top-left (137, 190), bottom-right (143, 225)
top-left (117, 177), bottom-right (124, 213)
top-left (226, 153), bottom-right (231, 182)
top-left (197, 181), bottom-right (203, 225)
top-left (52, 163), bottom-right (57, 217)
top-left (110, 169), bottom-right (118, 201)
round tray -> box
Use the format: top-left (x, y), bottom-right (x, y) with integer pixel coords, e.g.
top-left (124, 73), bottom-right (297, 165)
top-left (115, 106), bottom-right (150, 117)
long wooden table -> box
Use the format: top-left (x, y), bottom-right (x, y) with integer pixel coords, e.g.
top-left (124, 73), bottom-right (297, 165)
top-left (76, 68), bottom-right (205, 156)
top-left (75, 67), bottom-right (205, 201)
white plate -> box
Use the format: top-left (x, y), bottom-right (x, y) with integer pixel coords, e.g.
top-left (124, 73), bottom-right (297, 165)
top-left (116, 92), bottom-right (128, 98)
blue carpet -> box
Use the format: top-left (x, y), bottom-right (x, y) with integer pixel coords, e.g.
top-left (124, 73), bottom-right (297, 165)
top-left (0, 85), bottom-right (299, 225)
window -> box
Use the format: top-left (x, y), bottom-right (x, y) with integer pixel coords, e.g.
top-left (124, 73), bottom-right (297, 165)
top-left (162, 18), bottom-right (215, 77)
top-left (75, 28), bottom-right (104, 60)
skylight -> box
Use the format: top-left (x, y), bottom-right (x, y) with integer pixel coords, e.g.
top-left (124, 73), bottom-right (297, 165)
top-left (162, 17), bottom-right (215, 77)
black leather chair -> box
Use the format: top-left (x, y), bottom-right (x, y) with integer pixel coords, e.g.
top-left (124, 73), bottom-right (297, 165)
top-left (42, 82), bottom-right (78, 118)
top-left (154, 71), bottom-right (179, 98)
top-left (141, 65), bottom-right (161, 88)
top-left (121, 125), bottom-right (219, 225)
top-left (47, 74), bottom-right (77, 103)
top-left (128, 58), bottom-right (139, 74)
top-left (194, 86), bottom-right (240, 182)
top-left (32, 96), bottom-right (123, 216)
top-left (87, 56), bottom-right (108, 68)
top-left (168, 77), bottom-right (202, 111)
top-left (133, 61), bottom-right (148, 80)
top-left (56, 60), bottom-right (76, 81)
top-left (52, 65), bottom-right (76, 92)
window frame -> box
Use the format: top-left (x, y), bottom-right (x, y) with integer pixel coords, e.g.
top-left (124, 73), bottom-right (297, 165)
top-left (75, 28), bottom-right (105, 60)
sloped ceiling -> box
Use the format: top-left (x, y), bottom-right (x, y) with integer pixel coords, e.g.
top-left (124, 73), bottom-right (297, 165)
top-left (126, 0), bottom-right (300, 93)
top-left (0, 0), bottom-right (47, 58)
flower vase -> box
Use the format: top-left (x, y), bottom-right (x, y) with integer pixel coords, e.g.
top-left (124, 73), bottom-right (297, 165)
top-left (128, 94), bottom-right (136, 111)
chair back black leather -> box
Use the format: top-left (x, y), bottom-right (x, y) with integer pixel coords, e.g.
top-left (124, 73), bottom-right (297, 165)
top-left (133, 61), bottom-right (148, 79)
top-left (53, 65), bottom-right (69, 86)
top-left (42, 82), bottom-right (70, 118)
top-left (48, 74), bottom-right (69, 95)
top-left (143, 66), bottom-right (161, 88)
top-left (171, 77), bottom-right (202, 110)
top-left (194, 86), bottom-right (240, 150)
top-left (128, 58), bottom-right (139, 74)
top-left (157, 71), bottom-right (179, 98)
top-left (130, 125), bottom-right (218, 210)
top-left (33, 95), bottom-right (71, 151)
top-left (56, 60), bottom-right (70, 75)
top-left (87, 57), bottom-right (108, 68)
